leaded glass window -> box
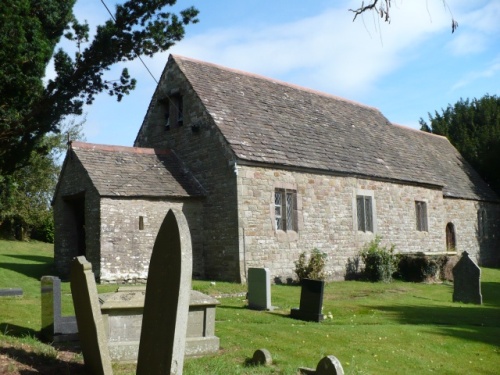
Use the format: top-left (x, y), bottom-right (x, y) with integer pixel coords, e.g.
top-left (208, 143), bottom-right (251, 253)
top-left (357, 195), bottom-right (373, 232)
top-left (274, 189), bottom-right (297, 232)
top-left (415, 201), bottom-right (428, 232)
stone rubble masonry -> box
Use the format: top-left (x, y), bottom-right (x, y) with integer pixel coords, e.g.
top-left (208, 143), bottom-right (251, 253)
top-left (53, 147), bottom-right (204, 283)
top-left (56, 54), bottom-right (500, 284)
top-left (237, 165), bottom-right (500, 281)
top-left (135, 61), bottom-right (240, 281)
top-left (53, 151), bottom-right (102, 279)
top-left (99, 198), bottom-right (203, 283)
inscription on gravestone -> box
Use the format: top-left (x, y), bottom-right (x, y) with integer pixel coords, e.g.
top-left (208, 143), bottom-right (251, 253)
top-left (136, 209), bottom-right (193, 375)
top-left (247, 268), bottom-right (272, 310)
top-left (452, 251), bottom-right (482, 305)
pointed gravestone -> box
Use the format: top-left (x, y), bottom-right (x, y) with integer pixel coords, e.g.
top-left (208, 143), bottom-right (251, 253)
top-left (136, 209), bottom-right (193, 375)
top-left (247, 268), bottom-right (273, 310)
top-left (70, 256), bottom-right (113, 375)
top-left (452, 251), bottom-right (482, 304)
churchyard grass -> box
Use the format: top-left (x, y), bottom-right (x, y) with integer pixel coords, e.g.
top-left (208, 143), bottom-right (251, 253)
top-left (0, 239), bottom-right (499, 374)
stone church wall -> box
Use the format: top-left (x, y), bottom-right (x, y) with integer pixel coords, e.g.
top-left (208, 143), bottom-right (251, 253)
top-left (236, 165), bottom-right (498, 281)
top-left (99, 198), bottom-right (203, 283)
top-left (134, 61), bottom-right (241, 281)
top-left (53, 152), bottom-right (101, 279)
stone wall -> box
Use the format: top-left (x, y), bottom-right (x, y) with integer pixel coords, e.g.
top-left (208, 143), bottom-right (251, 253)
top-left (99, 198), bottom-right (203, 283)
top-left (53, 152), bottom-right (101, 279)
top-left (54, 151), bottom-right (205, 283)
top-left (135, 61), bottom-right (241, 281)
top-left (236, 165), bottom-right (500, 281)
top-left (444, 199), bottom-right (500, 267)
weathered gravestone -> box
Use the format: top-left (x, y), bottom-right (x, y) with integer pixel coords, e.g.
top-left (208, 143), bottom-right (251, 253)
top-left (99, 287), bottom-right (220, 362)
top-left (70, 256), bottom-right (113, 375)
top-left (290, 278), bottom-right (325, 322)
top-left (251, 348), bottom-right (272, 366)
top-left (41, 275), bottom-right (78, 343)
top-left (136, 209), bottom-right (193, 375)
top-left (299, 355), bottom-right (344, 375)
top-left (452, 251), bottom-right (482, 305)
top-left (247, 267), bottom-right (273, 310)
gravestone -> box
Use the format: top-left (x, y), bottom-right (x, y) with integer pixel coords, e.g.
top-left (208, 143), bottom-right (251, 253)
top-left (99, 287), bottom-right (220, 362)
top-left (70, 256), bottom-right (113, 375)
top-left (41, 276), bottom-right (78, 342)
top-left (0, 288), bottom-right (22, 297)
top-left (452, 251), bottom-right (482, 304)
top-left (251, 348), bottom-right (272, 366)
top-left (299, 355), bottom-right (344, 375)
top-left (136, 209), bottom-right (193, 375)
top-left (247, 268), bottom-right (272, 310)
top-left (290, 279), bottom-right (325, 322)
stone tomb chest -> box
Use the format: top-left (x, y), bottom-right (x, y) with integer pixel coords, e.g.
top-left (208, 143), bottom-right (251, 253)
top-left (99, 286), bottom-right (220, 362)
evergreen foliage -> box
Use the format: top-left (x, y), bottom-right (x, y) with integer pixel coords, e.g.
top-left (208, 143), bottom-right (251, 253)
top-left (420, 95), bottom-right (500, 195)
top-left (0, 121), bottom-right (83, 241)
top-left (294, 248), bottom-right (327, 281)
top-left (359, 236), bottom-right (396, 282)
top-left (0, 1), bottom-right (198, 176)
top-left (0, 1), bottom-right (198, 240)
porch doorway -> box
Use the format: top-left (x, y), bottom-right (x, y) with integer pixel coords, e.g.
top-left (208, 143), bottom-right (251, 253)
top-left (65, 195), bottom-right (86, 257)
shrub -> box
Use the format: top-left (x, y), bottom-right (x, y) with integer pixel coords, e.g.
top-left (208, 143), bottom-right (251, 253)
top-left (396, 253), bottom-right (457, 282)
top-left (294, 249), bottom-right (327, 282)
top-left (396, 254), bottom-right (438, 282)
top-left (359, 236), bottom-right (396, 282)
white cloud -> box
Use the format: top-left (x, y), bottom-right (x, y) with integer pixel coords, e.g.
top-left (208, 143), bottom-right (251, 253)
top-left (451, 56), bottom-right (500, 91)
top-left (447, 0), bottom-right (500, 55)
top-left (167, 1), bottom-right (451, 97)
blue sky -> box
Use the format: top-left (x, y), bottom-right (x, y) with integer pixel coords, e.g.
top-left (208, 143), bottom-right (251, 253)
top-left (58, 0), bottom-right (500, 146)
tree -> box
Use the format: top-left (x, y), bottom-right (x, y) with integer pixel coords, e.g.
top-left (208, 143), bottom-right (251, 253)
top-left (0, 119), bottom-right (85, 241)
top-left (350, 0), bottom-right (458, 33)
top-left (0, 1), bottom-right (198, 176)
top-left (420, 95), bottom-right (500, 195)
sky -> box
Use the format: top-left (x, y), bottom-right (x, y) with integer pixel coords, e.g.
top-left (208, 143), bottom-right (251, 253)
top-left (56, 0), bottom-right (500, 147)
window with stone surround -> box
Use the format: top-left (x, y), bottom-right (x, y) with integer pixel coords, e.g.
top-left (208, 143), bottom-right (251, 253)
top-left (274, 188), bottom-right (297, 232)
top-left (415, 201), bottom-right (428, 231)
top-left (356, 195), bottom-right (373, 232)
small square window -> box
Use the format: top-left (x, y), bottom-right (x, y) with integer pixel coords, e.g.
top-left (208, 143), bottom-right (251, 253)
top-left (415, 201), bottom-right (428, 232)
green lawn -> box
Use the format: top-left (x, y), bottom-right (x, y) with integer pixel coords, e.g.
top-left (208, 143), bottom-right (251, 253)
top-left (0, 239), bottom-right (499, 374)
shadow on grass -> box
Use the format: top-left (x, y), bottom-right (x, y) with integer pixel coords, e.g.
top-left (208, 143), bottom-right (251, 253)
top-left (0, 323), bottom-right (38, 340)
top-left (365, 281), bottom-right (500, 347)
top-left (4, 254), bottom-right (53, 264)
top-left (0, 255), bottom-right (54, 280)
top-left (482, 281), bottom-right (500, 308)
top-left (0, 345), bottom-right (87, 375)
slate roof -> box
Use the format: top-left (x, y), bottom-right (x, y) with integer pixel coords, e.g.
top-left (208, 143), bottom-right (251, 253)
top-left (68, 142), bottom-right (204, 198)
top-left (169, 55), bottom-right (498, 202)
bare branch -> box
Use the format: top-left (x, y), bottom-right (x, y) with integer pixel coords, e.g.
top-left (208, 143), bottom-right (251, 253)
top-left (350, 0), bottom-right (458, 33)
